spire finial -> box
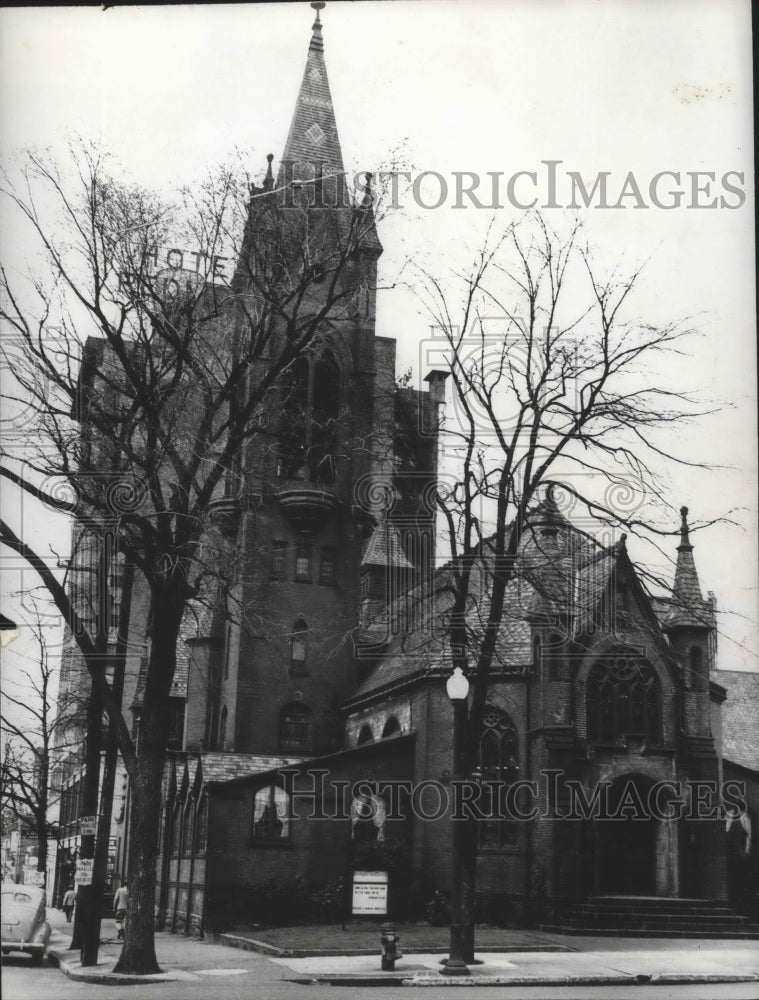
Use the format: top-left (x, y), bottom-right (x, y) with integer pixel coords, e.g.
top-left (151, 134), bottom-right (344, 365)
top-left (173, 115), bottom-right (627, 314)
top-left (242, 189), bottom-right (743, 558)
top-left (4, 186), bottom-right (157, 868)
top-left (309, 2), bottom-right (325, 52)
top-left (678, 505), bottom-right (692, 550)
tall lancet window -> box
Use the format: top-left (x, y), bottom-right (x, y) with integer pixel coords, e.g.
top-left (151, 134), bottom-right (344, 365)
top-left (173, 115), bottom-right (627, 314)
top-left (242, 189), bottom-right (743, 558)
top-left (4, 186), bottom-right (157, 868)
top-left (310, 350), bottom-right (340, 483)
top-left (290, 618), bottom-right (309, 674)
top-left (278, 349), bottom-right (340, 484)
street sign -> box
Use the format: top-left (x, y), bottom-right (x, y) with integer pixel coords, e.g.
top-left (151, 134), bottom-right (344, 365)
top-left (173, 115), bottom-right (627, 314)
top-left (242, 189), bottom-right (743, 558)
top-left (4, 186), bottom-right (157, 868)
top-left (76, 858), bottom-right (94, 885)
top-left (351, 870), bottom-right (388, 915)
top-left (79, 815), bottom-right (97, 835)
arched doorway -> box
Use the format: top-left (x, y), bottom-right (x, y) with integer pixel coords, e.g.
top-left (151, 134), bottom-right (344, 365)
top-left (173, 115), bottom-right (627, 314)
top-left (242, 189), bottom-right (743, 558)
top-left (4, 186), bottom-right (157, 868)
top-left (598, 774), bottom-right (657, 895)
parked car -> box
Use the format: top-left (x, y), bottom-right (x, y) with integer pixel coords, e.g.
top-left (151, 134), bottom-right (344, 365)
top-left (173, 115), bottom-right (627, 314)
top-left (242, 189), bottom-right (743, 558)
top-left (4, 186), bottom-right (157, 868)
top-left (1, 884), bottom-right (51, 962)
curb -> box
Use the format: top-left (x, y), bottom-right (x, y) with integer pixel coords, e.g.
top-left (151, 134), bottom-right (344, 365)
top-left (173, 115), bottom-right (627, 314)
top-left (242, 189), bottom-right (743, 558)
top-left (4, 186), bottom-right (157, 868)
top-left (290, 973), bottom-right (759, 988)
top-left (47, 948), bottom-right (190, 985)
top-left (215, 933), bottom-right (574, 959)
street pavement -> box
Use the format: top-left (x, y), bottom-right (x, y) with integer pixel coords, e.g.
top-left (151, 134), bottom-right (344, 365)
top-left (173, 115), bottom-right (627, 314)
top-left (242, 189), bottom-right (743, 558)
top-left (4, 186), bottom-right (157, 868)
top-left (38, 906), bottom-right (759, 989)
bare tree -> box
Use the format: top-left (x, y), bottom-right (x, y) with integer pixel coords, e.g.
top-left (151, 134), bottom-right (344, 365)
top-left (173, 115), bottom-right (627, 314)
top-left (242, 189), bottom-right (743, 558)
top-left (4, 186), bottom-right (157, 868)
top-left (0, 613), bottom-right (73, 890)
top-left (0, 141), bottom-right (384, 972)
top-left (413, 211), bottom-right (718, 958)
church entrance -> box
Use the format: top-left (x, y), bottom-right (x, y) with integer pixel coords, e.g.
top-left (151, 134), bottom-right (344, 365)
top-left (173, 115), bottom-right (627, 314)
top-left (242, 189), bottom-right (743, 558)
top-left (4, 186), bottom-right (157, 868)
top-left (598, 774), bottom-right (657, 895)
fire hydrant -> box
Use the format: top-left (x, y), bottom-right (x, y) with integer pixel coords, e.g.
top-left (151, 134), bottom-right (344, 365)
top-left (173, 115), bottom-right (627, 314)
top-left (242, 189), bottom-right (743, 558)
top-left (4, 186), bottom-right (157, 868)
top-left (380, 922), bottom-right (402, 970)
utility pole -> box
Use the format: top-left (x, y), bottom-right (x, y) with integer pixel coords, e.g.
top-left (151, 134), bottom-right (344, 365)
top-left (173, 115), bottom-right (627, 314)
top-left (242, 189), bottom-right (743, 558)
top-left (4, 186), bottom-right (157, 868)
top-left (70, 534), bottom-right (110, 964)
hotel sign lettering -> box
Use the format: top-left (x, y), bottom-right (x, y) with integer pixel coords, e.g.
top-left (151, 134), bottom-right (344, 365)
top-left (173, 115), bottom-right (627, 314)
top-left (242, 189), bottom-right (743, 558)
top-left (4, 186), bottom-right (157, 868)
top-left (145, 246), bottom-right (234, 284)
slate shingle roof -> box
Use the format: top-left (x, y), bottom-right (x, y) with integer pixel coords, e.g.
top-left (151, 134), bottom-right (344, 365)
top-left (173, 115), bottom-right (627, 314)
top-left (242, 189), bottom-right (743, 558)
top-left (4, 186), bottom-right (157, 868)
top-left (277, 12), bottom-right (344, 187)
top-left (362, 516), bottom-right (415, 569)
top-left (714, 670), bottom-right (759, 771)
top-left (167, 752), bottom-right (309, 800)
top-left (351, 502), bottom-right (624, 704)
top-left (664, 507), bottom-right (715, 630)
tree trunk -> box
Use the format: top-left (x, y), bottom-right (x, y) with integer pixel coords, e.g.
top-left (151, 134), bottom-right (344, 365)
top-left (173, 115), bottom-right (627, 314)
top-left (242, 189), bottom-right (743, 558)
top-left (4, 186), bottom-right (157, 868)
top-left (36, 820), bottom-right (47, 890)
top-left (112, 607), bottom-right (176, 976)
top-left (111, 707), bottom-right (166, 974)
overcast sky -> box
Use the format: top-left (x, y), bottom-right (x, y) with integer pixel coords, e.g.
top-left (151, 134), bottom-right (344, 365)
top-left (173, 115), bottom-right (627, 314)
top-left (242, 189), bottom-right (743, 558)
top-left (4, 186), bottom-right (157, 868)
top-left (0, 1), bottom-right (756, 676)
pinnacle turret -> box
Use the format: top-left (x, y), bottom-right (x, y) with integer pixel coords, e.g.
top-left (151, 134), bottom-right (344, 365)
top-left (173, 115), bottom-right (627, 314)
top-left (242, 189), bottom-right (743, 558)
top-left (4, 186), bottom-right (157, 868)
top-left (664, 505), bottom-right (713, 631)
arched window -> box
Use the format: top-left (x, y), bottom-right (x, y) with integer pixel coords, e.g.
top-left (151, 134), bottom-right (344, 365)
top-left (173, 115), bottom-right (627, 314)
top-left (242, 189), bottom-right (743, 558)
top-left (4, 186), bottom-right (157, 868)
top-left (357, 724), bottom-right (374, 745)
top-left (182, 800), bottom-right (195, 856)
top-left (195, 796), bottom-right (209, 855)
top-left (475, 705), bottom-right (520, 849)
top-left (279, 702), bottom-right (312, 750)
top-left (251, 785), bottom-right (290, 841)
top-left (278, 349), bottom-right (340, 484)
top-left (290, 619), bottom-right (308, 674)
top-left (586, 654), bottom-right (660, 743)
top-left (688, 646), bottom-right (705, 691)
top-left (278, 356), bottom-right (309, 479)
top-left (382, 716), bottom-right (401, 738)
top-left (170, 801), bottom-right (183, 857)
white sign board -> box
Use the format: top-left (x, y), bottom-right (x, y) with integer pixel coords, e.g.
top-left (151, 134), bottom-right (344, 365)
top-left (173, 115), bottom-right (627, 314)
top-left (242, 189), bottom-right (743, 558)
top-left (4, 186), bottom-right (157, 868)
top-left (79, 816), bottom-right (97, 836)
top-left (76, 858), bottom-right (94, 885)
top-left (351, 870), bottom-right (388, 915)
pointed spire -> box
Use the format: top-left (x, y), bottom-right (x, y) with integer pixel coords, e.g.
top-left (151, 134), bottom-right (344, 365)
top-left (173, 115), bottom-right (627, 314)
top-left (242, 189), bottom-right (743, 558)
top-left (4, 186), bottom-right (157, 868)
top-left (277, 2), bottom-right (345, 194)
top-left (360, 172), bottom-right (374, 209)
top-left (263, 153), bottom-right (274, 192)
top-left (665, 504), bottom-right (713, 630)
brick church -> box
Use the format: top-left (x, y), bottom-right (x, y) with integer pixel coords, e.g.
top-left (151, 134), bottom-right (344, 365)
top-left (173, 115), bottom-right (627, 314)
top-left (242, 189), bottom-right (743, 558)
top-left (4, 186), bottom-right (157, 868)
top-left (52, 6), bottom-right (756, 938)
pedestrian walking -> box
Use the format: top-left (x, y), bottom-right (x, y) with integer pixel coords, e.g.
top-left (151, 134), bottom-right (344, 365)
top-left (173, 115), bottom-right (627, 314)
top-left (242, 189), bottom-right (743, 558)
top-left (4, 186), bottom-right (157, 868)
top-left (62, 885), bottom-right (76, 923)
top-left (113, 881), bottom-right (128, 940)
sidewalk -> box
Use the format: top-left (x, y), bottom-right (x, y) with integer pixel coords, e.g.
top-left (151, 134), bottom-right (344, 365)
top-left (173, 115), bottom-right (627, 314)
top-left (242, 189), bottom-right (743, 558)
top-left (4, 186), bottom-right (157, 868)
top-left (46, 910), bottom-right (759, 987)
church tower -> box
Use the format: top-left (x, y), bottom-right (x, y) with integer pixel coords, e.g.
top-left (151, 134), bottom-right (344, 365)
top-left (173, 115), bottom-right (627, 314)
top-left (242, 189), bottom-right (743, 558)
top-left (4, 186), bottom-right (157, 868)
top-left (184, 4), bottom-right (438, 759)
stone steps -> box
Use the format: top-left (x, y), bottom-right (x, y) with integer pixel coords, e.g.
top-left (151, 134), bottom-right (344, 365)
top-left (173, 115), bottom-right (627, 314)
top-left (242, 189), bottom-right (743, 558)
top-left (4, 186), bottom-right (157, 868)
top-left (565, 906), bottom-right (748, 922)
top-left (542, 895), bottom-right (759, 939)
top-left (541, 923), bottom-right (759, 939)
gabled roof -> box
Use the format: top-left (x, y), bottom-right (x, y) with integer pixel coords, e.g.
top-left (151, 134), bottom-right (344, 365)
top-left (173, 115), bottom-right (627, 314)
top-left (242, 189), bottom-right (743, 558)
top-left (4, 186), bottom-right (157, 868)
top-left (714, 670), bottom-right (759, 771)
top-left (351, 491), bottom-right (693, 705)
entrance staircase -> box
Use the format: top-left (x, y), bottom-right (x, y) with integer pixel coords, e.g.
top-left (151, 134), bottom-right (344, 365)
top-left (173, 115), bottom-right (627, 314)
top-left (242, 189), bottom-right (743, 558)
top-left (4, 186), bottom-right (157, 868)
top-left (541, 896), bottom-right (759, 938)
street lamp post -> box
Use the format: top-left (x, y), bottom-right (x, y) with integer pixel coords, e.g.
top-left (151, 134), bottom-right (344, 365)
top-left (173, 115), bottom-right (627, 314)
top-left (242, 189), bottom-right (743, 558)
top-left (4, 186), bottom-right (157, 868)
top-left (442, 666), bottom-right (470, 976)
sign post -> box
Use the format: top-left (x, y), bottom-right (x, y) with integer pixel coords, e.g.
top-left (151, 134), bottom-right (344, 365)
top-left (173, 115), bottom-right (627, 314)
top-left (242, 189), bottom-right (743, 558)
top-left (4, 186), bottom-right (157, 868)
top-left (75, 858), bottom-right (94, 886)
top-left (351, 870), bottom-right (389, 916)
top-left (78, 816), bottom-right (97, 837)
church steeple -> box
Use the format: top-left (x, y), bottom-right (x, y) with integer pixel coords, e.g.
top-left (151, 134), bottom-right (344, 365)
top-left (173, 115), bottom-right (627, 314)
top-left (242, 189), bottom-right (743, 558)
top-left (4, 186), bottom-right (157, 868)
top-left (277, 2), bottom-right (345, 193)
